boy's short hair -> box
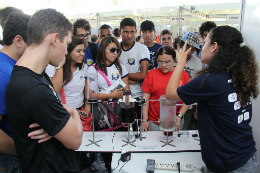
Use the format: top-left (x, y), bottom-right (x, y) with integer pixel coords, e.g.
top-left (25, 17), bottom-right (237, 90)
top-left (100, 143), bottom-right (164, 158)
top-left (27, 9), bottom-right (73, 46)
top-left (99, 24), bottom-right (112, 31)
top-left (114, 28), bottom-right (120, 37)
top-left (91, 34), bottom-right (98, 43)
top-left (120, 18), bottom-right (136, 30)
top-left (73, 19), bottom-right (91, 36)
top-left (0, 7), bottom-right (23, 29)
top-left (160, 29), bottom-right (172, 38)
top-left (3, 12), bottom-right (30, 46)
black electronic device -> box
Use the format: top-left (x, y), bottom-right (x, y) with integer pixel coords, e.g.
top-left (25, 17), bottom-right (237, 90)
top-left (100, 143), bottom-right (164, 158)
top-left (120, 152), bottom-right (131, 162)
top-left (146, 159), bottom-right (155, 173)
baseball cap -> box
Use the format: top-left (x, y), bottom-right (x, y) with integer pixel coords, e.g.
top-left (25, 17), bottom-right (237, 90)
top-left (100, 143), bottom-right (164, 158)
top-left (140, 20), bottom-right (155, 31)
top-left (182, 32), bottom-right (201, 49)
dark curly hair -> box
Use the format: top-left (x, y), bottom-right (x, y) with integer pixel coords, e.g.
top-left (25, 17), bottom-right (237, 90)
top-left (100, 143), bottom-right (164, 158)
top-left (95, 36), bottom-right (122, 76)
top-left (73, 19), bottom-right (91, 36)
top-left (199, 21), bottom-right (216, 38)
top-left (197, 26), bottom-right (259, 107)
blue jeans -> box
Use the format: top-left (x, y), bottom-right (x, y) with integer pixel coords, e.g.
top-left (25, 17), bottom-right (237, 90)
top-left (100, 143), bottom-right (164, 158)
top-left (0, 152), bottom-right (22, 173)
top-left (208, 152), bottom-right (259, 173)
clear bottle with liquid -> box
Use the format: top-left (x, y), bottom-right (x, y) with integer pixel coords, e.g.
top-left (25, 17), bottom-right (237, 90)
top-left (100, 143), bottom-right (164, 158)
top-left (159, 95), bottom-right (176, 132)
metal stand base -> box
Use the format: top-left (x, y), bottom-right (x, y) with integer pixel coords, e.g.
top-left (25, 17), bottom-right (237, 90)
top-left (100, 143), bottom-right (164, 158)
top-left (121, 124), bottom-right (136, 147)
top-left (160, 131), bottom-right (176, 147)
top-left (86, 103), bottom-right (102, 147)
top-left (121, 139), bottom-right (136, 147)
top-left (86, 139), bottom-right (102, 147)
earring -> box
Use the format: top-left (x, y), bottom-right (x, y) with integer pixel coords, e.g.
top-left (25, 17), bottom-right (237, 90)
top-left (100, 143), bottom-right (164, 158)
top-left (211, 50), bottom-right (213, 52)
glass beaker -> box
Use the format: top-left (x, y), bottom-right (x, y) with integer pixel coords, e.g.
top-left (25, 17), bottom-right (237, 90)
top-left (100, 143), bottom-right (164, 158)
top-left (159, 95), bottom-right (176, 132)
top-left (86, 73), bottom-right (98, 103)
top-left (120, 90), bottom-right (135, 124)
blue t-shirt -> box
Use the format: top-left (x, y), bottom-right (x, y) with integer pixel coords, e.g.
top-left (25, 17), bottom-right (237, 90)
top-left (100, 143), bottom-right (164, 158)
top-left (0, 52), bottom-right (16, 137)
top-left (146, 43), bottom-right (162, 70)
top-left (177, 72), bottom-right (256, 172)
top-left (85, 43), bottom-right (99, 66)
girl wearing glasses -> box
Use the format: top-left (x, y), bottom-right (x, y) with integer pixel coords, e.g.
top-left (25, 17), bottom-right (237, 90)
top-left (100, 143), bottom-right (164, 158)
top-left (85, 36), bottom-right (129, 102)
top-left (85, 36), bottom-right (129, 131)
top-left (141, 46), bottom-right (190, 131)
top-left (166, 26), bottom-right (259, 172)
top-left (85, 36), bottom-right (129, 172)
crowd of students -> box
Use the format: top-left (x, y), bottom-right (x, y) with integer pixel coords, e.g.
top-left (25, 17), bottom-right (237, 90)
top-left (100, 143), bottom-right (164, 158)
top-left (0, 6), bottom-right (259, 173)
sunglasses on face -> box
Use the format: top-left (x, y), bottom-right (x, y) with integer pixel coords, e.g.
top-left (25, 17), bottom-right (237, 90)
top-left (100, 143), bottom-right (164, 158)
top-left (77, 33), bottom-right (91, 38)
top-left (162, 37), bottom-right (172, 41)
top-left (109, 47), bottom-right (121, 54)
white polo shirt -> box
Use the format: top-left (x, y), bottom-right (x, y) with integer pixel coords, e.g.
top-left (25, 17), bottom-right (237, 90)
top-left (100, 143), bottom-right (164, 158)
top-left (45, 64), bottom-right (88, 109)
top-left (86, 63), bottom-right (128, 94)
top-left (119, 41), bottom-right (149, 99)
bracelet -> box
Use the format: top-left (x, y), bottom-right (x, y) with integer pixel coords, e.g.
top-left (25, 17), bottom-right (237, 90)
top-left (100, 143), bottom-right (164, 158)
top-left (56, 65), bottom-right (63, 70)
top-left (177, 113), bottom-right (183, 119)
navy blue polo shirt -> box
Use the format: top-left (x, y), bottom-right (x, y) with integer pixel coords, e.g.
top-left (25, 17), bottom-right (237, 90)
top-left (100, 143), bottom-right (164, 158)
top-left (177, 72), bottom-right (256, 172)
top-left (146, 42), bottom-right (162, 70)
top-left (0, 52), bottom-right (16, 137)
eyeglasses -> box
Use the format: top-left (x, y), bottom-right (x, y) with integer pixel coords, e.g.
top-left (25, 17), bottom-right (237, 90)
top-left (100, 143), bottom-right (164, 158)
top-left (158, 60), bottom-right (172, 65)
top-left (109, 47), bottom-right (121, 54)
top-left (77, 33), bottom-right (91, 38)
top-left (162, 37), bottom-right (172, 41)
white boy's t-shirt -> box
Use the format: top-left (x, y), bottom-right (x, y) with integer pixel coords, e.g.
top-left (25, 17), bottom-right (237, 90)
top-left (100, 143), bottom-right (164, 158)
top-left (119, 41), bottom-right (149, 99)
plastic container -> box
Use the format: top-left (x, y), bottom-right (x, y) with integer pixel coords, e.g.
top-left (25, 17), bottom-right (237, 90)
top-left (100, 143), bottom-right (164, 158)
top-left (159, 95), bottom-right (176, 132)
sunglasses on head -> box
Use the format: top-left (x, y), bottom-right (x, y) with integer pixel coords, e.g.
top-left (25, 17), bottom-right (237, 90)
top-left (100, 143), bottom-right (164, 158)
top-left (109, 47), bottom-right (121, 54)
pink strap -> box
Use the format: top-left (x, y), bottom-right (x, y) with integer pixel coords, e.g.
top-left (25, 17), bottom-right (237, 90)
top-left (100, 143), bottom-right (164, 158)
top-left (91, 65), bottom-right (111, 87)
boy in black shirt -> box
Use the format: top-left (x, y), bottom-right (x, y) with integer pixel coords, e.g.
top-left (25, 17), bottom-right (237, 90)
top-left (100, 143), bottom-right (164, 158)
top-left (5, 9), bottom-right (83, 173)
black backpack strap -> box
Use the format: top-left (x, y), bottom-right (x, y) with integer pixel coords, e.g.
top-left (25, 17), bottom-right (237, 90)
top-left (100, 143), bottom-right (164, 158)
top-left (88, 42), bottom-right (97, 63)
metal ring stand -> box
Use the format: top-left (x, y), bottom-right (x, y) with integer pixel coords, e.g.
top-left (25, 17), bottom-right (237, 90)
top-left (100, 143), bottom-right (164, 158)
top-left (86, 102), bottom-right (102, 147)
top-left (121, 124), bottom-right (136, 147)
top-left (160, 131), bottom-right (176, 147)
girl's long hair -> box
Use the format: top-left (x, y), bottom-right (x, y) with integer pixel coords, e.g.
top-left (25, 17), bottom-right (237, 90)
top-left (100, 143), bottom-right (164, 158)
top-left (63, 37), bottom-right (85, 85)
top-left (95, 36), bottom-right (122, 76)
top-left (197, 26), bottom-right (259, 107)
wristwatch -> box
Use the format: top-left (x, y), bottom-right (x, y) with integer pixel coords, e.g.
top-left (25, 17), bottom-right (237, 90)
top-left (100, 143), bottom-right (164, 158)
top-left (177, 113), bottom-right (183, 119)
top-left (56, 65), bottom-right (63, 70)
top-left (146, 119), bottom-right (150, 123)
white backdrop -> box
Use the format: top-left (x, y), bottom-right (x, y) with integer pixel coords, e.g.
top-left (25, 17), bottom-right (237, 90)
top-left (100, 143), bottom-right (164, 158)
top-left (241, 0), bottom-right (260, 172)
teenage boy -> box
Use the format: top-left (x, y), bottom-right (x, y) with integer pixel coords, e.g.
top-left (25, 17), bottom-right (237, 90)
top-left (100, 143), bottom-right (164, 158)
top-left (0, 7), bottom-right (23, 48)
top-left (140, 20), bottom-right (162, 70)
top-left (0, 12), bottom-right (52, 172)
top-left (119, 18), bottom-right (149, 101)
top-left (98, 24), bottom-right (113, 44)
top-left (160, 29), bottom-right (174, 47)
top-left (73, 19), bottom-right (98, 66)
top-left (5, 9), bottom-right (83, 172)
top-left (196, 21), bottom-right (217, 63)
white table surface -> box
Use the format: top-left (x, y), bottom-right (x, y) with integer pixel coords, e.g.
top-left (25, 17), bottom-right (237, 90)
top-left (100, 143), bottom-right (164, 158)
top-left (77, 130), bottom-right (201, 153)
top-left (111, 152), bottom-right (206, 173)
